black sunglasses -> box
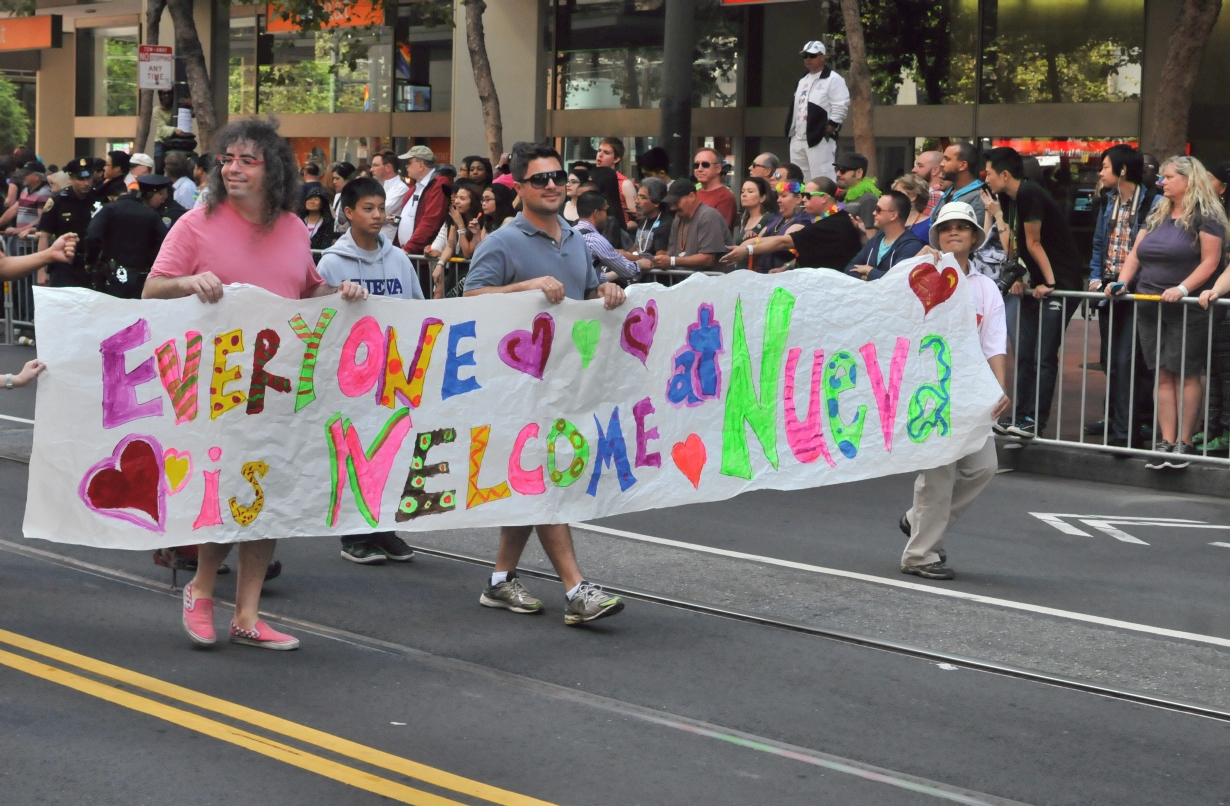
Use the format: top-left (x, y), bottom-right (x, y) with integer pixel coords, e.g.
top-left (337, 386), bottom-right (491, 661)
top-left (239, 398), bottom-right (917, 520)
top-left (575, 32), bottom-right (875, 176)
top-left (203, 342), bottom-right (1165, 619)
top-left (522, 170), bottom-right (569, 189)
top-left (693, 161), bottom-right (715, 170)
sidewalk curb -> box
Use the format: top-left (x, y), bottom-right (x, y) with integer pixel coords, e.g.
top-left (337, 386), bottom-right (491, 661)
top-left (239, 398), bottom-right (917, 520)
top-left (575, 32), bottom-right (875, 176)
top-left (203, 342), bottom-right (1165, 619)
top-left (995, 437), bottom-right (1227, 496)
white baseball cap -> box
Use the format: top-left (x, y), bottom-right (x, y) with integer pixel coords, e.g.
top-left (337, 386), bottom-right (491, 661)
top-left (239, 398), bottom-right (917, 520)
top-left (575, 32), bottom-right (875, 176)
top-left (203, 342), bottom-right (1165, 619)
top-left (130, 153), bottom-right (155, 169)
top-left (800, 41), bottom-right (826, 57)
top-left (928, 201), bottom-right (985, 249)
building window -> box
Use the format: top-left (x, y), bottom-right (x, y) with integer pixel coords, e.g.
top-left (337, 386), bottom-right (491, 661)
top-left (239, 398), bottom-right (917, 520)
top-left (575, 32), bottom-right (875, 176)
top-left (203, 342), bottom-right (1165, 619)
top-left (76, 26), bottom-right (139, 117)
top-left (553, 0), bottom-right (740, 110)
top-left (229, 17), bottom-right (258, 115)
top-left (979, 0), bottom-right (1144, 103)
top-left (395, 0), bottom-right (453, 112)
top-left (257, 20), bottom-right (392, 114)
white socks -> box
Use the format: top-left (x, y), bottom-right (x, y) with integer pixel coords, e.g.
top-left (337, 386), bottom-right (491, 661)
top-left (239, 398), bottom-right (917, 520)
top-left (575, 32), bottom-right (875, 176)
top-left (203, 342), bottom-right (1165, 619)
top-left (565, 582), bottom-right (583, 600)
top-left (490, 571), bottom-right (509, 586)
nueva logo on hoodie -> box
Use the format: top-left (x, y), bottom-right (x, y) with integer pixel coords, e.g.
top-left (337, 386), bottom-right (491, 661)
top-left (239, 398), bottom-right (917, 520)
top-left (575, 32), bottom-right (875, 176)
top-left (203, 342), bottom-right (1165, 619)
top-left (316, 230), bottom-right (425, 300)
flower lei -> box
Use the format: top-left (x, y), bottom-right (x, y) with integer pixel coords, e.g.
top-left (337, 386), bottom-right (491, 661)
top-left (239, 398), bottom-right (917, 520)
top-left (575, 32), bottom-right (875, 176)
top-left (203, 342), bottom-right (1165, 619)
top-left (811, 204), bottom-right (842, 222)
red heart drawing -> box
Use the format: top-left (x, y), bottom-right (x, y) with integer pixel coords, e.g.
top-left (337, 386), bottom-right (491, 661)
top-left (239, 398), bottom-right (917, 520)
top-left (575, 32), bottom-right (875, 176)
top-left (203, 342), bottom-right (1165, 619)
top-left (671, 433), bottom-right (707, 490)
top-left (498, 312), bottom-right (555, 379)
top-left (78, 434), bottom-right (166, 532)
top-left (908, 262), bottom-right (959, 315)
top-left (620, 299), bottom-right (658, 366)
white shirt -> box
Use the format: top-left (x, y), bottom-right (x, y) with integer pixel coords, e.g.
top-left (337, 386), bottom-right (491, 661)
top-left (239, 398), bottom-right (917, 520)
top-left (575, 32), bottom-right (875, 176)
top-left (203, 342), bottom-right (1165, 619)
top-left (966, 271), bottom-right (1007, 360)
top-left (396, 168), bottom-right (436, 247)
top-left (172, 176), bottom-right (196, 210)
top-left (381, 175), bottom-right (408, 241)
top-left (789, 69), bottom-right (850, 140)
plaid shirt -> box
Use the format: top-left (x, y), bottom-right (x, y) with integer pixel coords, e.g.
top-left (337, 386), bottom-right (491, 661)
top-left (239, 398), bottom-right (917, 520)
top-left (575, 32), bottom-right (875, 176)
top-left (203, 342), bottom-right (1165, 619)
top-left (1104, 189), bottom-right (1138, 282)
top-left (922, 185), bottom-right (943, 217)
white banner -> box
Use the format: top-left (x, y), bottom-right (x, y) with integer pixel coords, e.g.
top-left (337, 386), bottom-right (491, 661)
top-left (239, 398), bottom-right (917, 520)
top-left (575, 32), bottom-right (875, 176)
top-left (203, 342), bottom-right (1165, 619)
top-left (24, 258), bottom-right (1002, 550)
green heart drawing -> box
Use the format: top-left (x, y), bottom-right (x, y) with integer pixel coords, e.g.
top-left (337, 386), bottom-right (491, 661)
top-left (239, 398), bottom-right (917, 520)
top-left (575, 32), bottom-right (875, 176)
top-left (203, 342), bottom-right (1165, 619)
top-left (571, 319), bottom-right (601, 368)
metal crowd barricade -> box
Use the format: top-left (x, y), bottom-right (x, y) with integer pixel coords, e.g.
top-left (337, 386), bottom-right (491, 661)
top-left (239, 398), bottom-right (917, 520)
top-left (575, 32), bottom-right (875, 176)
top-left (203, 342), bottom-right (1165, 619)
top-left (1003, 288), bottom-right (1230, 467)
top-left (3, 235), bottom-right (39, 344)
top-left (308, 250), bottom-right (471, 299)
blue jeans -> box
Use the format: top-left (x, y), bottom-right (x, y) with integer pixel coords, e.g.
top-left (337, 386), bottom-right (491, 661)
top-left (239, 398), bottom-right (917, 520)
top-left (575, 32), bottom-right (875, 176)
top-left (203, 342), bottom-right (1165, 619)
top-left (1015, 294), bottom-right (1077, 428)
top-left (1100, 298), bottom-right (1154, 444)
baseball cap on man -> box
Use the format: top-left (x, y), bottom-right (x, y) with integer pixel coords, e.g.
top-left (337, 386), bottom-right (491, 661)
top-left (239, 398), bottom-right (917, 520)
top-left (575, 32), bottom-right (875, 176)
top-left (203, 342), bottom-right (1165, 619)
top-left (129, 153), bottom-right (155, 170)
top-left (65, 157), bottom-right (92, 179)
top-left (399, 145), bottom-right (435, 162)
top-left (22, 161), bottom-right (46, 175)
top-left (800, 41), bottom-right (826, 57)
top-left (662, 178), bottom-right (697, 205)
top-left (928, 201), bottom-right (985, 250)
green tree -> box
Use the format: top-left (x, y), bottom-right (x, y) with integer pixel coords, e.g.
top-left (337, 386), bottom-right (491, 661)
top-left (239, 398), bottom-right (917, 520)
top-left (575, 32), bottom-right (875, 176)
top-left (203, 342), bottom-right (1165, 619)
top-left (0, 77), bottom-right (30, 153)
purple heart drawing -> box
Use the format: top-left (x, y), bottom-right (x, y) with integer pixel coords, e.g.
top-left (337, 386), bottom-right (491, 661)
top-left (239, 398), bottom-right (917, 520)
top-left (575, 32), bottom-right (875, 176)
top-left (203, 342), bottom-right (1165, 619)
top-left (620, 299), bottom-right (658, 366)
top-left (499, 312), bottom-right (555, 379)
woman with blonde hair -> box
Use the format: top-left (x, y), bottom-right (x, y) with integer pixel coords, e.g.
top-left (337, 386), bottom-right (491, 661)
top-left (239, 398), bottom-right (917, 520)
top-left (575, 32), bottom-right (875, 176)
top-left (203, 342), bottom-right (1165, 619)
top-left (891, 173), bottom-right (933, 242)
top-left (1109, 155), bottom-right (1228, 467)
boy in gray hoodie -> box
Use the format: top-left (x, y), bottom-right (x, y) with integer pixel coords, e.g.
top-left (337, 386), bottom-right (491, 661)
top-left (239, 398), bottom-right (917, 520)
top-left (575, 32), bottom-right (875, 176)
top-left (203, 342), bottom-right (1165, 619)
top-left (319, 177), bottom-right (426, 565)
top-left (318, 177), bottom-right (426, 301)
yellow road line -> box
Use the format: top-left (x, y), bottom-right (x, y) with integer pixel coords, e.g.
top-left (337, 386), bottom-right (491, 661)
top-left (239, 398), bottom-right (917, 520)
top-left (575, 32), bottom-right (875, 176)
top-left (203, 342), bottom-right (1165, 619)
top-left (0, 628), bottom-right (555, 806)
top-left (0, 648), bottom-right (465, 806)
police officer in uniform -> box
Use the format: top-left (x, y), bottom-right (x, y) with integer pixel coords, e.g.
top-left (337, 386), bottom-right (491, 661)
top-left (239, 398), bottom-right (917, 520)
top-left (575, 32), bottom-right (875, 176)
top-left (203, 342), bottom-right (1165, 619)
top-left (37, 157), bottom-right (96, 288)
top-left (84, 174), bottom-right (169, 298)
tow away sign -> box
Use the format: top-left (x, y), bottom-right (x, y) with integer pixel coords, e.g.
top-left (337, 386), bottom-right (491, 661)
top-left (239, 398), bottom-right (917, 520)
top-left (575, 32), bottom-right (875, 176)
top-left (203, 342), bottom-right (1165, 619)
top-left (138, 45), bottom-right (173, 91)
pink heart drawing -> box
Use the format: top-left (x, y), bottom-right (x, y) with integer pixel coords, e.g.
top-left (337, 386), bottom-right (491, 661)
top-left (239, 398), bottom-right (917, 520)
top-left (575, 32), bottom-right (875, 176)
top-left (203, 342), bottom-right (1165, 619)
top-left (620, 299), bottom-right (658, 366)
top-left (78, 434), bottom-right (166, 532)
top-left (499, 312), bottom-right (555, 379)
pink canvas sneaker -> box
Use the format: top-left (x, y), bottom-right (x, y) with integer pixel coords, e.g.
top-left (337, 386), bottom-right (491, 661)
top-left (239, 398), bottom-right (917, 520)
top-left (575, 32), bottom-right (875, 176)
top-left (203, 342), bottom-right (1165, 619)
top-left (229, 620), bottom-right (300, 651)
top-left (182, 582), bottom-right (216, 646)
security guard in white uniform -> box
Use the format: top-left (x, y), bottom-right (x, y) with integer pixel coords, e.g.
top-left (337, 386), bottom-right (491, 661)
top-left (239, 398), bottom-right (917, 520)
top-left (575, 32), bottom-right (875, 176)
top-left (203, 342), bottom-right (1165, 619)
top-left (786, 40), bottom-right (850, 183)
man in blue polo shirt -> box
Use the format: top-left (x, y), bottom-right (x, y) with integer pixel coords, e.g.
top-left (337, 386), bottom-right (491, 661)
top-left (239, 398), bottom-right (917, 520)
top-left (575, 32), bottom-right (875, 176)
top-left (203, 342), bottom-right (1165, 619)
top-left (463, 141), bottom-right (628, 627)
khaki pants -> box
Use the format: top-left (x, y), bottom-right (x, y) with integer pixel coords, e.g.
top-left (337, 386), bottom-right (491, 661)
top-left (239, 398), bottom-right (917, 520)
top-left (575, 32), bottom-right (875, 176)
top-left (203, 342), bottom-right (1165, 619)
top-left (902, 436), bottom-right (998, 567)
top-left (789, 136), bottom-right (837, 183)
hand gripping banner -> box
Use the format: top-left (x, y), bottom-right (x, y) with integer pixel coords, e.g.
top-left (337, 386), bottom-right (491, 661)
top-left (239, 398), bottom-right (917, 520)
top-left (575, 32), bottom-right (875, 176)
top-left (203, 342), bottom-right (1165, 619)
top-left (24, 257), bottom-right (1002, 549)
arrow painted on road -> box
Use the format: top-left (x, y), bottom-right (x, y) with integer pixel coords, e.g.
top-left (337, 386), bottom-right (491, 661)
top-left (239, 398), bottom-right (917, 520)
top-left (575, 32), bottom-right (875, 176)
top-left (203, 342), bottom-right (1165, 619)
top-left (1029, 513), bottom-right (1230, 545)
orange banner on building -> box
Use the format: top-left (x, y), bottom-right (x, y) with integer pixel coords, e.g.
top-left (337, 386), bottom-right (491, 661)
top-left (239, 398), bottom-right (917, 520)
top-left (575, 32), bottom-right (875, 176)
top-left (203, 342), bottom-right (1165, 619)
top-left (265, 0), bottom-right (383, 32)
top-left (0, 15), bottom-right (62, 52)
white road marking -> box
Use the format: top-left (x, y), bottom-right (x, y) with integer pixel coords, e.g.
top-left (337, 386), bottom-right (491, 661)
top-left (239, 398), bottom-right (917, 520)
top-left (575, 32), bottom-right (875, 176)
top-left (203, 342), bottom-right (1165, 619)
top-left (0, 413), bottom-right (33, 425)
top-left (1210, 543), bottom-right (1230, 549)
top-left (1030, 513), bottom-right (1230, 545)
top-left (571, 522), bottom-right (1230, 650)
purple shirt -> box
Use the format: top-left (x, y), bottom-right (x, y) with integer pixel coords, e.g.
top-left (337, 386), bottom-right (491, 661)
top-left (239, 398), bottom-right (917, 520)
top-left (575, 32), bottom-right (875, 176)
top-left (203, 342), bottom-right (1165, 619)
top-left (1135, 215), bottom-right (1225, 295)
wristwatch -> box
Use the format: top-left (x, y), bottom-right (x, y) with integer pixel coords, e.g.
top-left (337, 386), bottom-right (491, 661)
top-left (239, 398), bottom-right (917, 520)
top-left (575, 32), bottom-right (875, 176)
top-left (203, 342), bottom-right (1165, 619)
top-left (5, 374), bottom-right (12, 389)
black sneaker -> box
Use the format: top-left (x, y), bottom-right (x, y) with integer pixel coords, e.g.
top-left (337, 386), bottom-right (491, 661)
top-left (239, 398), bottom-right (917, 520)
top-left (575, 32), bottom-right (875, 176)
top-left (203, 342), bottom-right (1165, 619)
top-left (1005, 418), bottom-right (1037, 438)
top-left (372, 531), bottom-right (415, 562)
top-left (264, 560), bottom-right (282, 581)
top-left (901, 561), bottom-right (955, 580)
top-left (1165, 442), bottom-right (1194, 469)
top-left (341, 541), bottom-right (387, 564)
top-left (991, 418), bottom-right (1013, 436)
top-left (1084, 419), bottom-right (1106, 436)
top-left (1145, 441), bottom-right (1175, 470)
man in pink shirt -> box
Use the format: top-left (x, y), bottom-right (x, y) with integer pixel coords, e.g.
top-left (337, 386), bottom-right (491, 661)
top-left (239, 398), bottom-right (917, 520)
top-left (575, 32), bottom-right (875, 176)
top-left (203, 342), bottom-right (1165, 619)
top-left (146, 119), bottom-right (368, 652)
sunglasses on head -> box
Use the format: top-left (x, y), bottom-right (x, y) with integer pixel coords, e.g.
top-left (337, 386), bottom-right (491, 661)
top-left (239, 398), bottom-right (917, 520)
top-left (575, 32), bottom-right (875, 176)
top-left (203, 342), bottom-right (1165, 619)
top-left (521, 170), bottom-right (569, 189)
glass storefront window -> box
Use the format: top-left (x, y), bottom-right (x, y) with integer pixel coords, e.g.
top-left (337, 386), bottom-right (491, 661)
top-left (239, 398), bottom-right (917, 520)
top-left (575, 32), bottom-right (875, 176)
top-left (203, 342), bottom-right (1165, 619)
top-left (229, 17), bottom-right (258, 115)
top-left (395, 0), bottom-right (453, 112)
top-left (77, 26), bottom-right (138, 116)
top-left (859, 0), bottom-right (978, 105)
top-left (979, 0), bottom-right (1144, 103)
top-left (258, 24), bottom-right (392, 114)
top-left (554, 0), bottom-right (739, 110)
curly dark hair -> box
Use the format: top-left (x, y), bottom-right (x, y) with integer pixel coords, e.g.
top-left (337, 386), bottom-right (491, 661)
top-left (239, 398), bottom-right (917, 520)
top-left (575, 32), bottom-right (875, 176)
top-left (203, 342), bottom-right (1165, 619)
top-left (206, 117), bottom-right (300, 229)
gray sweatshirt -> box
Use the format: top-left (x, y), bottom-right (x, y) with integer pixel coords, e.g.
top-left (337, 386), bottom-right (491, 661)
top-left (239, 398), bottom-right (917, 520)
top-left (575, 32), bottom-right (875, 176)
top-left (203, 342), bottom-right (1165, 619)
top-left (317, 230), bottom-right (425, 300)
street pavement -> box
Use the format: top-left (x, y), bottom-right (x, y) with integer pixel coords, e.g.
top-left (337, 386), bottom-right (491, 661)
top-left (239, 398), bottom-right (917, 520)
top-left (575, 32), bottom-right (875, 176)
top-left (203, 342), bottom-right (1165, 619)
top-left (2, 344), bottom-right (1228, 805)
